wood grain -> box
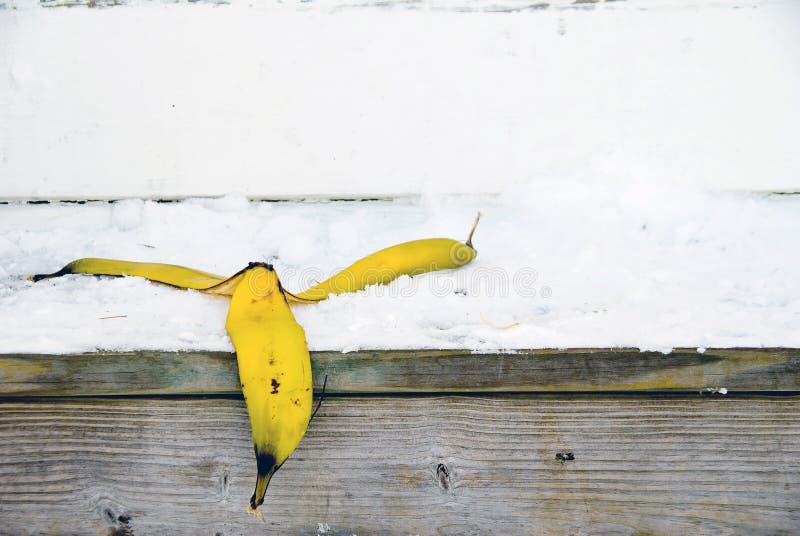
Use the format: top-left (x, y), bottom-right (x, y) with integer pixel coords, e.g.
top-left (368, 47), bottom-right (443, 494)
top-left (1, 396), bottom-right (798, 535)
top-left (1, 348), bottom-right (799, 396)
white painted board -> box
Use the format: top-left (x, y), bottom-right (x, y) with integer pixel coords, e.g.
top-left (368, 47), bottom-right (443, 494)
top-left (1, 0), bottom-right (799, 199)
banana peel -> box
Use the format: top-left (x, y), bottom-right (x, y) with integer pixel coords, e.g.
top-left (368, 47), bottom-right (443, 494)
top-left (225, 263), bottom-right (313, 517)
top-left (25, 213), bottom-right (484, 516)
top-left (29, 213), bottom-right (481, 302)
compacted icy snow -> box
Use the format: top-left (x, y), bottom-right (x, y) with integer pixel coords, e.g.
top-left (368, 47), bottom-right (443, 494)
top-left (1, 185), bottom-right (798, 354)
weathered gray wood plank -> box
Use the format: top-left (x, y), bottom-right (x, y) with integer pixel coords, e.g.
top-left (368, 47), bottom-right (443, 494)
top-left (1, 348), bottom-right (798, 396)
top-left (1, 396), bottom-right (798, 535)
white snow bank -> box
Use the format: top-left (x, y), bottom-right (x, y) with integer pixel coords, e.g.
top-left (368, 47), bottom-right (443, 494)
top-left (2, 0), bottom-right (799, 199)
top-left (1, 186), bottom-right (798, 353)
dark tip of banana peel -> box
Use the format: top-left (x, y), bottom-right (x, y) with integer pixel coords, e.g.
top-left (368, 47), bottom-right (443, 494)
top-left (240, 262), bottom-right (290, 301)
top-left (29, 266), bottom-right (72, 282)
top-left (246, 262), bottom-right (274, 271)
top-left (251, 451), bottom-right (279, 509)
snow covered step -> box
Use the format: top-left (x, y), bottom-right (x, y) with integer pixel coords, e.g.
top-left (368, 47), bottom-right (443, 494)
top-left (2, 193), bottom-right (800, 353)
top-left (1, 347), bottom-right (797, 396)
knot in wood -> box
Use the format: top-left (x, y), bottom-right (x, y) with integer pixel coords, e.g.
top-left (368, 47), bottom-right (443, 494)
top-left (96, 498), bottom-right (133, 536)
top-left (555, 452), bottom-right (575, 464)
top-left (436, 463), bottom-right (451, 490)
top-left (219, 467), bottom-right (231, 500)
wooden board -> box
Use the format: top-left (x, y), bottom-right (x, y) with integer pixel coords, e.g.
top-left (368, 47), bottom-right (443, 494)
top-left (1, 396), bottom-right (798, 535)
top-left (1, 348), bottom-right (799, 396)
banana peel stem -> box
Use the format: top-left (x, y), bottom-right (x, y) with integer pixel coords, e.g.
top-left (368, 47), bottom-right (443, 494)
top-left (466, 211), bottom-right (482, 249)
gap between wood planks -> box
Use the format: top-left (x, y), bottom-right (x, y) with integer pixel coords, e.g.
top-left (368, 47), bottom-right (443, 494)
top-left (1, 391), bottom-right (799, 404)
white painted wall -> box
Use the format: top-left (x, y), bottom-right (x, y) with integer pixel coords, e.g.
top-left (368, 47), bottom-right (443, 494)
top-left (1, 0), bottom-right (798, 199)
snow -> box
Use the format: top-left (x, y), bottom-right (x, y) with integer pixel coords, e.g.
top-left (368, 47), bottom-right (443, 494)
top-left (1, 186), bottom-right (799, 354)
top-left (2, 0), bottom-right (800, 199)
top-left (700, 387), bottom-right (729, 396)
top-left (2, 0), bottom-right (798, 353)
